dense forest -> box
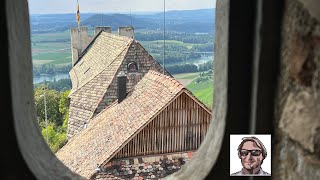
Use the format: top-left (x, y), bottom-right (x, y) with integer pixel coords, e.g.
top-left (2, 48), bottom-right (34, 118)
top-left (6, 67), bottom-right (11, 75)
top-left (34, 79), bottom-right (71, 152)
top-left (166, 60), bottom-right (213, 74)
top-left (33, 64), bottom-right (72, 76)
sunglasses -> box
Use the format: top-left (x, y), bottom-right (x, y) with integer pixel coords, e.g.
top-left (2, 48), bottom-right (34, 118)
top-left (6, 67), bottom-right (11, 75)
top-left (240, 149), bottom-right (262, 156)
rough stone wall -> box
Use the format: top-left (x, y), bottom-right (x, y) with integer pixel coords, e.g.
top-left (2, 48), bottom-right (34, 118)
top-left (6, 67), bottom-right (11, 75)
top-left (92, 152), bottom-right (194, 180)
top-left (118, 27), bottom-right (134, 39)
top-left (274, 0), bottom-right (320, 179)
top-left (70, 27), bottom-right (94, 66)
top-left (94, 26), bottom-right (112, 35)
top-left (94, 41), bottom-right (169, 116)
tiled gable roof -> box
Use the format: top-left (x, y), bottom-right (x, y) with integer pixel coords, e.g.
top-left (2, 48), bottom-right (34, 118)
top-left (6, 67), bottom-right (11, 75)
top-left (67, 47), bottom-right (129, 137)
top-left (67, 32), bottom-right (133, 137)
top-left (69, 31), bottom-right (133, 95)
top-left (56, 70), bottom-right (184, 178)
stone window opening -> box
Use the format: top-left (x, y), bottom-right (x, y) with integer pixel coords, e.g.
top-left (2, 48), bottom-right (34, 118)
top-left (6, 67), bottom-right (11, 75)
top-left (127, 61), bottom-right (138, 72)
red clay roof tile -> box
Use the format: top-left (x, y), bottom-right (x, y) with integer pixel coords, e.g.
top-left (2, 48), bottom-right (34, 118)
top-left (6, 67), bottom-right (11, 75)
top-left (57, 70), bottom-right (184, 178)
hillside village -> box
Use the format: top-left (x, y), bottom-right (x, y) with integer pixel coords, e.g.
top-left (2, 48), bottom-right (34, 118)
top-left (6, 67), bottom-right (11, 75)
top-left (56, 26), bottom-right (212, 179)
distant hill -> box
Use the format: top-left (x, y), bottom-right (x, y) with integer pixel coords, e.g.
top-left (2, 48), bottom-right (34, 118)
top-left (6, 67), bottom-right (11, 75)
top-left (81, 9), bottom-right (215, 33)
top-left (82, 14), bottom-right (157, 30)
top-left (30, 13), bottom-right (94, 33)
top-left (152, 9), bottom-right (215, 22)
top-left (136, 8), bottom-right (215, 33)
top-left (30, 8), bottom-right (215, 34)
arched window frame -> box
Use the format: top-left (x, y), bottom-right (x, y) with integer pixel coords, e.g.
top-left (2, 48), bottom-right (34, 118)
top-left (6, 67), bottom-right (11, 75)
top-left (127, 61), bottom-right (139, 72)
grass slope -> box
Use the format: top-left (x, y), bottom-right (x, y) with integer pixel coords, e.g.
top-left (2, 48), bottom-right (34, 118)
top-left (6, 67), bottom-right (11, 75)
top-left (174, 72), bottom-right (200, 80)
top-left (31, 31), bottom-right (71, 66)
top-left (187, 80), bottom-right (214, 108)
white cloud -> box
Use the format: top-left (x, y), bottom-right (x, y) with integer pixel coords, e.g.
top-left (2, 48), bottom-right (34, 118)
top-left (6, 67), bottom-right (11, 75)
top-left (28, 0), bottom-right (216, 14)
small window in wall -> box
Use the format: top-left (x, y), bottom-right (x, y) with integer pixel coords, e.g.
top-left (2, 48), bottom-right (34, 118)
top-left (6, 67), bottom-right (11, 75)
top-left (127, 61), bottom-right (138, 72)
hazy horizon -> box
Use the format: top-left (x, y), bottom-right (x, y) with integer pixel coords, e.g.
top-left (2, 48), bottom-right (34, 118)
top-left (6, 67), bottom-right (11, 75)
top-left (29, 8), bottom-right (215, 15)
top-left (29, 0), bottom-right (216, 14)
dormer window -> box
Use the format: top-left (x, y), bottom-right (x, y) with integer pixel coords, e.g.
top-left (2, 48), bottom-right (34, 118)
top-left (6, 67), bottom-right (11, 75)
top-left (127, 61), bottom-right (138, 72)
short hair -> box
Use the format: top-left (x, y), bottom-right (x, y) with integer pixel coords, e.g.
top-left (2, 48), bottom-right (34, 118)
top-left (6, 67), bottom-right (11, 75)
top-left (237, 136), bottom-right (267, 160)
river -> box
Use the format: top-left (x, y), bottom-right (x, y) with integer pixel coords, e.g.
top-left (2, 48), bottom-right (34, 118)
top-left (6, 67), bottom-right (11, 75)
top-left (33, 73), bottom-right (70, 84)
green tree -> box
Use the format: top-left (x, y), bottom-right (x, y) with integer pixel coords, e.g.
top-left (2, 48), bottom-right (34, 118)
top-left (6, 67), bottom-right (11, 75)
top-left (34, 85), bottom-right (63, 126)
top-left (41, 122), bottom-right (67, 153)
top-left (34, 78), bottom-right (72, 92)
top-left (35, 87), bottom-right (70, 153)
top-left (59, 90), bottom-right (70, 131)
top-left (198, 60), bottom-right (213, 71)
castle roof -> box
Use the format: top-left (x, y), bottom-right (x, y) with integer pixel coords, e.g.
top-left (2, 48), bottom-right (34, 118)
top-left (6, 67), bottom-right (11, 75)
top-left (56, 70), bottom-right (186, 178)
top-left (69, 31), bottom-right (133, 95)
top-left (67, 32), bottom-right (133, 137)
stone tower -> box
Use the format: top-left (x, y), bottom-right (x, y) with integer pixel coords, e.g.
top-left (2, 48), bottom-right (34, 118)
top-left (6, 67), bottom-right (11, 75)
top-left (118, 26), bottom-right (134, 39)
top-left (94, 26), bottom-right (112, 35)
top-left (70, 27), bottom-right (93, 66)
top-left (70, 26), bottom-right (134, 66)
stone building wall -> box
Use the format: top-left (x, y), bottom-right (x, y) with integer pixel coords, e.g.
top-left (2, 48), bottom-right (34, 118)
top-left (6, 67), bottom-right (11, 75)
top-left (94, 41), bottom-right (169, 116)
top-left (274, 0), bottom-right (320, 179)
top-left (70, 27), bottom-right (95, 66)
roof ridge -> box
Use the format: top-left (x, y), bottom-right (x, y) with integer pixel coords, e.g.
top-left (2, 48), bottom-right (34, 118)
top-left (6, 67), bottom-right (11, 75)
top-left (58, 69), bottom-right (190, 178)
top-left (89, 70), bottom-right (166, 120)
top-left (134, 41), bottom-right (173, 78)
top-left (182, 89), bottom-right (212, 114)
top-left (96, 90), bottom-right (186, 177)
top-left (148, 70), bottom-right (184, 88)
top-left (73, 30), bottom-right (104, 66)
top-left (75, 31), bottom-right (134, 66)
top-left (86, 42), bottom-right (134, 119)
top-left (69, 40), bottom-right (134, 96)
top-left (89, 70), bottom-right (184, 125)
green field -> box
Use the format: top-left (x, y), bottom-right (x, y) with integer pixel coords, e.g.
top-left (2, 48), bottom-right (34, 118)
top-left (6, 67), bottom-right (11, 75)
top-left (33, 43), bottom-right (70, 52)
top-left (173, 72), bottom-right (202, 86)
top-left (173, 72), bottom-right (214, 108)
top-left (31, 31), bottom-right (71, 66)
top-left (187, 79), bottom-right (214, 108)
top-left (140, 40), bottom-right (195, 50)
top-left (173, 72), bottom-right (200, 80)
top-left (31, 30), bottom-right (70, 42)
top-left (151, 40), bottom-right (194, 49)
top-left (33, 52), bottom-right (71, 63)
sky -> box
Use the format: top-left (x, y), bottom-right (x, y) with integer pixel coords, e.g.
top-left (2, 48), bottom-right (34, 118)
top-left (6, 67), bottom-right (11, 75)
top-left (28, 0), bottom-right (216, 14)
